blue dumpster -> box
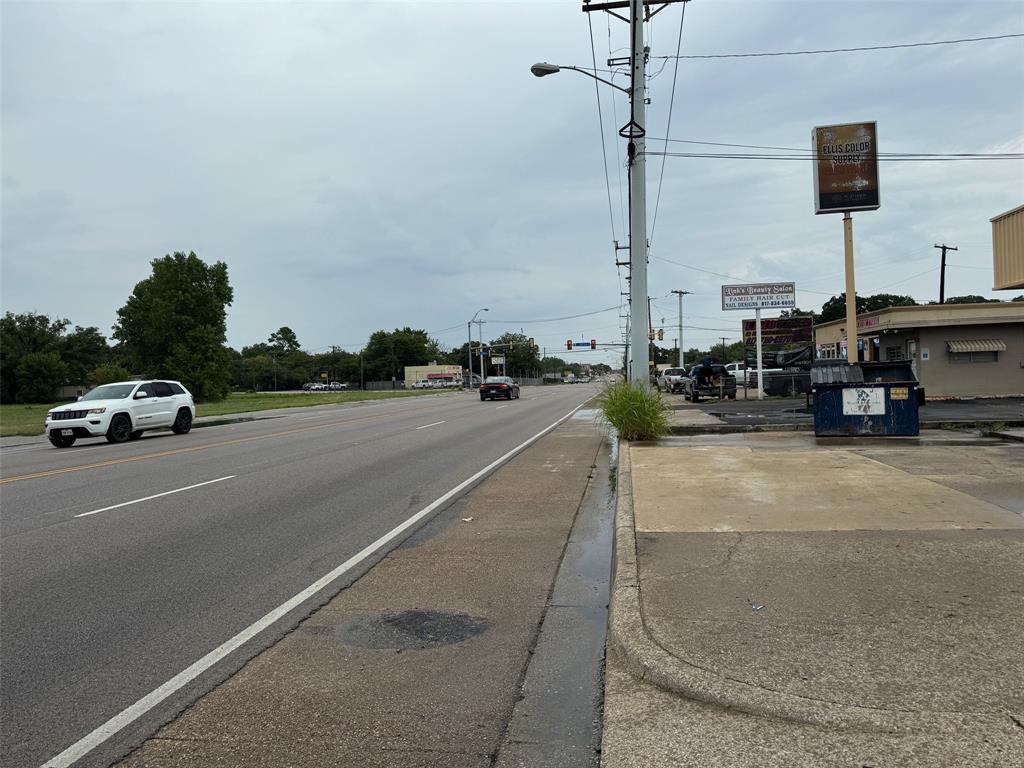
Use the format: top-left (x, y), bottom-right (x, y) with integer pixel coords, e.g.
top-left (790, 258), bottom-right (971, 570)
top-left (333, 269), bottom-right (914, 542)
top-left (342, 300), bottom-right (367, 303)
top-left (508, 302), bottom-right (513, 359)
top-left (811, 361), bottom-right (920, 437)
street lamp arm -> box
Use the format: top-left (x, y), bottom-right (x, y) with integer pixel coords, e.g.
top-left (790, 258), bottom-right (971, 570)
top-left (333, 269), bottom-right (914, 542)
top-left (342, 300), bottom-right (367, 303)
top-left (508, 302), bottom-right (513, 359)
top-left (530, 62), bottom-right (629, 94)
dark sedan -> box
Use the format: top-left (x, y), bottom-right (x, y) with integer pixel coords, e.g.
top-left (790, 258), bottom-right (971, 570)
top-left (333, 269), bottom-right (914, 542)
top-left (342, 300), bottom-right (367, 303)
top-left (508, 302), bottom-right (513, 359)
top-left (479, 376), bottom-right (520, 401)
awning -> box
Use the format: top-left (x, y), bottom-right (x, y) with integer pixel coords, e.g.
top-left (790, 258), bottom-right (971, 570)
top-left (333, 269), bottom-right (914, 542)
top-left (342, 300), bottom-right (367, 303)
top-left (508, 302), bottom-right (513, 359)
top-left (946, 339), bottom-right (1007, 353)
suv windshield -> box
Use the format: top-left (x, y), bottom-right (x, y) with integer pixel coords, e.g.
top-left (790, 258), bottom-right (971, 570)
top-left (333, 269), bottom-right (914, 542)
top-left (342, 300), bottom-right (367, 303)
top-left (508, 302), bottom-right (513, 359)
top-left (81, 384), bottom-right (136, 401)
top-left (663, 369), bottom-right (684, 376)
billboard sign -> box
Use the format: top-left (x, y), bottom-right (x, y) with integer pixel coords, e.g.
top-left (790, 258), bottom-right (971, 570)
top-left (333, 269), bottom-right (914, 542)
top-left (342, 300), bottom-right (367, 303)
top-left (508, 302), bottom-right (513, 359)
top-left (812, 122), bottom-right (880, 214)
top-left (722, 282), bottom-right (796, 311)
top-left (742, 316), bottom-right (813, 346)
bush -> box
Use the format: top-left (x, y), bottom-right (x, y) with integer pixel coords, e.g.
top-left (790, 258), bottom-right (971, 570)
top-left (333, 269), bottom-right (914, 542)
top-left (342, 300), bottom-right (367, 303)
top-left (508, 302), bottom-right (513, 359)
top-left (15, 351), bottom-right (68, 403)
top-left (599, 381), bottom-right (669, 440)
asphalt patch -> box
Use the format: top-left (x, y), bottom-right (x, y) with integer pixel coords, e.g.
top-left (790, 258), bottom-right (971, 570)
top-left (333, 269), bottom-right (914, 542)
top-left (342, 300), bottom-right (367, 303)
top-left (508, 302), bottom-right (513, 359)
top-left (330, 609), bottom-right (489, 650)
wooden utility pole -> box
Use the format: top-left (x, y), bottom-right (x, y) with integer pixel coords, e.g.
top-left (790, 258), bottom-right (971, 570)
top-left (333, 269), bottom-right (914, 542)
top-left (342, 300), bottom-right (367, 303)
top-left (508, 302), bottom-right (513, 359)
top-left (934, 243), bottom-right (958, 304)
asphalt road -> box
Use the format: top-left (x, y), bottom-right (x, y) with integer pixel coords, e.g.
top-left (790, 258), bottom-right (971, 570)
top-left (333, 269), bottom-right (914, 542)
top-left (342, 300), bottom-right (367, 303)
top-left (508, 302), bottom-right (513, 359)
top-left (0, 385), bottom-right (598, 768)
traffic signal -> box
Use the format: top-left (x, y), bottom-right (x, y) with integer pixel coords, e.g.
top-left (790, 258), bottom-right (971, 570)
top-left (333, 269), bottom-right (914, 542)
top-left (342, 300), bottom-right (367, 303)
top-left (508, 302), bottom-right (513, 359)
top-left (648, 329), bottom-right (655, 341)
top-left (590, 339), bottom-right (597, 349)
top-left (566, 339), bottom-right (573, 351)
top-left (528, 337), bottom-right (535, 348)
top-left (657, 328), bottom-right (664, 341)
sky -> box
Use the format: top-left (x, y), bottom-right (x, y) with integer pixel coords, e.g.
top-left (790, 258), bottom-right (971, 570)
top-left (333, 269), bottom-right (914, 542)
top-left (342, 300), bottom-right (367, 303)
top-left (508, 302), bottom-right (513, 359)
top-left (3, 0), bottom-right (1022, 368)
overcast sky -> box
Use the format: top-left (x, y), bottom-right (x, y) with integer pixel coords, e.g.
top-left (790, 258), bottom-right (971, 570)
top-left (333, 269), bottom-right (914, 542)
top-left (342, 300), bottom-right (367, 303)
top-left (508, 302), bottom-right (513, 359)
top-left (3, 1), bottom-right (1022, 366)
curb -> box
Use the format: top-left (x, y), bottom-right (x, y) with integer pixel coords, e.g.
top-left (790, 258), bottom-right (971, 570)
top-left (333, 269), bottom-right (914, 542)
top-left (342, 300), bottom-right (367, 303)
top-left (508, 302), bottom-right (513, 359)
top-left (989, 430), bottom-right (1024, 443)
top-left (606, 439), bottom-right (1008, 734)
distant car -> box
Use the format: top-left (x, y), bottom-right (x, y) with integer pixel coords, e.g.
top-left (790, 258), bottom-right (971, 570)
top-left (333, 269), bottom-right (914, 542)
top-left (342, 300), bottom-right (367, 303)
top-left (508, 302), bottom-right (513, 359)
top-left (655, 367), bottom-right (687, 393)
top-left (328, 381), bottom-right (348, 391)
top-left (680, 364), bottom-right (737, 402)
top-left (45, 380), bottom-right (195, 448)
top-left (302, 382), bottom-right (314, 391)
top-left (479, 376), bottom-right (520, 401)
top-left (411, 380), bottom-right (431, 389)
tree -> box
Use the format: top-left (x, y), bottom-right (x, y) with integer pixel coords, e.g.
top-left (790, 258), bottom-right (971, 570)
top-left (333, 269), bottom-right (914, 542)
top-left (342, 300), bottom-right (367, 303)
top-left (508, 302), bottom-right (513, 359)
top-left (1012, 295), bottom-right (1024, 302)
top-left (91, 363), bottom-right (132, 386)
top-left (113, 251), bottom-right (234, 400)
top-left (361, 328), bottom-right (441, 381)
top-left (818, 293), bottom-right (917, 324)
top-left (16, 351), bottom-right (68, 403)
top-left (779, 307), bottom-right (815, 319)
top-left (0, 312), bottom-right (70, 402)
top-left (486, 332), bottom-right (540, 377)
top-left (60, 326), bottom-right (111, 385)
top-left (267, 326), bottom-right (301, 354)
top-left (939, 295), bottom-right (1001, 304)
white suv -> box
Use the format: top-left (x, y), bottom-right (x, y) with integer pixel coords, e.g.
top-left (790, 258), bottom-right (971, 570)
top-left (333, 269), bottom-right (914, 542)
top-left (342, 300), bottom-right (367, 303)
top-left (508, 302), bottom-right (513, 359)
top-left (45, 380), bottom-right (195, 448)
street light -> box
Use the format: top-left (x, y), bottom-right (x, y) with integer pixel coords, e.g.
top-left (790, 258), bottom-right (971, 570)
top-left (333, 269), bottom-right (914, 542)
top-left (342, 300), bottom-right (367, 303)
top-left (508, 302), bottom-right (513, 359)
top-left (530, 62), bottom-right (630, 93)
top-left (531, 1), bottom-right (649, 391)
top-left (467, 308), bottom-right (489, 388)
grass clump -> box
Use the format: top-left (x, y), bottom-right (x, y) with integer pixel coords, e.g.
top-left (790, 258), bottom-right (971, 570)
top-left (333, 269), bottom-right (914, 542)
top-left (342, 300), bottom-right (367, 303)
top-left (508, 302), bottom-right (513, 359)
top-left (599, 381), bottom-right (670, 441)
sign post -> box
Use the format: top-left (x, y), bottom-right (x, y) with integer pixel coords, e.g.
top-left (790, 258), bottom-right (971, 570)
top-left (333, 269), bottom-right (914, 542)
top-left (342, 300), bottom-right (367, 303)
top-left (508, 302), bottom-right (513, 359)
top-left (722, 282), bottom-right (797, 400)
top-left (813, 121), bottom-right (880, 365)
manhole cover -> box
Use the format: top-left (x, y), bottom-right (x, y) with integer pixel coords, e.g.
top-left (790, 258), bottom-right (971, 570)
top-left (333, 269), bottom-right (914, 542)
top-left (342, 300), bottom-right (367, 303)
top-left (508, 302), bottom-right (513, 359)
top-left (332, 610), bottom-right (489, 650)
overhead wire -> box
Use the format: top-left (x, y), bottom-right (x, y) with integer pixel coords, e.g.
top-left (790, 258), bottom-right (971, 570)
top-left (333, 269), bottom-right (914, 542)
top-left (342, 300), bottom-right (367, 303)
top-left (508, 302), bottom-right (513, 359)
top-left (589, 12), bottom-right (618, 246)
top-left (649, 0), bottom-right (688, 245)
top-left (653, 33), bottom-right (1024, 60)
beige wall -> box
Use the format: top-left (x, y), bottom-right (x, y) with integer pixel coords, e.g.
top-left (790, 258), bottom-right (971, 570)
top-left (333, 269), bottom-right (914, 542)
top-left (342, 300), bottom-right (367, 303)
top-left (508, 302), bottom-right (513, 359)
top-left (917, 323), bottom-right (1024, 397)
top-left (992, 204), bottom-right (1024, 290)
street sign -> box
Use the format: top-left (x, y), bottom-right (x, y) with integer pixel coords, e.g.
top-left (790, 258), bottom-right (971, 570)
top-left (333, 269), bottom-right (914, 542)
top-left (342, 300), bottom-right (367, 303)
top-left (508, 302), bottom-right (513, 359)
top-left (492, 355), bottom-right (505, 365)
top-left (742, 316), bottom-right (813, 346)
top-left (320, 372), bottom-right (328, 379)
top-left (722, 283), bottom-right (796, 311)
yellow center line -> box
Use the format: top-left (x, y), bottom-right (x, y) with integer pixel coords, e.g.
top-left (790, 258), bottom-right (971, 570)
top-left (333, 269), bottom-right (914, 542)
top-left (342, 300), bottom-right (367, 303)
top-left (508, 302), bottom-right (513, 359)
top-left (1, 411), bottom-right (403, 485)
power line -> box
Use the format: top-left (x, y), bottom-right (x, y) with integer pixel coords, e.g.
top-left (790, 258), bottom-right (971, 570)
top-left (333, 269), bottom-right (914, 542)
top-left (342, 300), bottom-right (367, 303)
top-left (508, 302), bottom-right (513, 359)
top-left (645, 137), bottom-right (1020, 157)
top-left (653, 33), bottom-right (1024, 60)
top-left (588, 12), bottom-right (618, 246)
top-left (487, 305), bottom-right (621, 324)
top-left (644, 150), bottom-right (1022, 161)
top-left (649, 1), bottom-right (688, 245)
top-left (649, 254), bottom-right (835, 294)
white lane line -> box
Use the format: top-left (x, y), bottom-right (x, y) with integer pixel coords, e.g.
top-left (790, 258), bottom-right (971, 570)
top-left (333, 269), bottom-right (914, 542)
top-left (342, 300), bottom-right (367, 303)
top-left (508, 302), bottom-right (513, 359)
top-left (40, 398), bottom-right (590, 768)
top-left (73, 477), bottom-right (236, 519)
top-left (495, 405), bottom-right (510, 410)
top-left (415, 421), bottom-right (446, 430)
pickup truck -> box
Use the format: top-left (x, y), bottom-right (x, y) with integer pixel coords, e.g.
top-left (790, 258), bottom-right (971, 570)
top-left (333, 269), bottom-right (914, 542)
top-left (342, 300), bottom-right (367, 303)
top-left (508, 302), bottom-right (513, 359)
top-left (681, 364), bottom-right (737, 402)
top-left (655, 367), bottom-right (688, 393)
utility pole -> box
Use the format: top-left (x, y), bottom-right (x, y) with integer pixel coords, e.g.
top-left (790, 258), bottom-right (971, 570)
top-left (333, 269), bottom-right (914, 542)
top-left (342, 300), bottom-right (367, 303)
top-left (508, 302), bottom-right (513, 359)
top-left (626, 0), bottom-right (649, 390)
top-left (935, 243), bottom-right (958, 304)
top-left (719, 337), bottom-right (728, 363)
top-left (671, 289), bottom-right (690, 368)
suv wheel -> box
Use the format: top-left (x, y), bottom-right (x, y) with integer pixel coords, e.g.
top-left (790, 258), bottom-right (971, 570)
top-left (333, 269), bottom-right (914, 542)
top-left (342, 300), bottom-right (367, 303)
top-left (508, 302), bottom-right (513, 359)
top-left (49, 434), bottom-right (76, 448)
top-left (106, 414), bottom-right (132, 443)
top-left (171, 408), bottom-right (193, 434)
top-left (129, 430), bottom-right (144, 441)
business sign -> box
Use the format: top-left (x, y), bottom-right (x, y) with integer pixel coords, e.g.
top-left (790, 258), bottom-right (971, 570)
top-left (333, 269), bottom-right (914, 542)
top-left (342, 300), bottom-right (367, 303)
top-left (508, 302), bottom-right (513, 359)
top-left (812, 122), bottom-right (880, 214)
top-left (742, 316), bottom-right (813, 346)
top-left (491, 355), bottom-right (505, 365)
top-left (722, 282), bottom-right (796, 311)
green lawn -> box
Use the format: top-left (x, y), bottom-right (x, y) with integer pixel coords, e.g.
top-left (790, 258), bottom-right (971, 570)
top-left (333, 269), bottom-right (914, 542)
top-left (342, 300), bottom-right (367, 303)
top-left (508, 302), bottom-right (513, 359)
top-left (0, 389), bottom-right (454, 437)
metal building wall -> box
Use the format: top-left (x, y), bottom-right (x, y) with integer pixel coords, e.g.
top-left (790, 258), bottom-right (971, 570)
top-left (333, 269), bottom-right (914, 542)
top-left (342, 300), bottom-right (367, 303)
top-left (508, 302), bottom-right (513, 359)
top-left (992, 204), bottom-right (1024, 290)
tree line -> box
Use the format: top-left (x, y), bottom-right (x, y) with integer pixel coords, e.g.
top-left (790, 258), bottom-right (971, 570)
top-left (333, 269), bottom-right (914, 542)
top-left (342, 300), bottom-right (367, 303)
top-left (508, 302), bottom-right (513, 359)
top-left (1, 251), bottom-right (611, 404)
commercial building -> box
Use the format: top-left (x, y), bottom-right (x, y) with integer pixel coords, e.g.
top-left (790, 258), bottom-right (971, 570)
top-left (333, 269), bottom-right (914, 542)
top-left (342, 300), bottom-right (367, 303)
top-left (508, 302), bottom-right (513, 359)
top-left (992, 204), bottom-right (1024, 291)
top-left (403, 364), bottom-right (464, 387)
top-left (815, 303), bottom-right (1023, 397)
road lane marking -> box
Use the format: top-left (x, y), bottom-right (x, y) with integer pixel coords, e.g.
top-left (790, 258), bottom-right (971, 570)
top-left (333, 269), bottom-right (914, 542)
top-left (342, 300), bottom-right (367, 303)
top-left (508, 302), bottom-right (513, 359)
top-left (495, 405), bottom-right (510, 409)
top-left (1, 409), bottom-right (438, 486)
top-left (415, 421), bottom-right (446, 430)
top-left (38, 397), bottom-right (592, 768)
top-left (74, 476), bottom-right (236, 519)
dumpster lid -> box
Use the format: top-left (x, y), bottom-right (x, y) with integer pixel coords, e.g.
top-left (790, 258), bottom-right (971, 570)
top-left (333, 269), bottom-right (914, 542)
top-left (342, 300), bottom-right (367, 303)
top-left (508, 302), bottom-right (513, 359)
top-left (810, 361), bottom-right (864, 385)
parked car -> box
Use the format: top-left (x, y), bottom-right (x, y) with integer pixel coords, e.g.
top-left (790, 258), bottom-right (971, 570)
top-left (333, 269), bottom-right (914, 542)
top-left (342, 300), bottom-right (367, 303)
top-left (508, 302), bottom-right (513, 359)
top-left (45, 380), bottom-right (195, 448)
top-left (328, 381), bottom-right (348, 391)
top-left (680, 364), bottom-right (737, 402)
top-left (655, 367), bottom-right (687, 393)
top-left (726, 362), bottom-right (784, 387)
top-left (479, 376), bottom-right (520, 401)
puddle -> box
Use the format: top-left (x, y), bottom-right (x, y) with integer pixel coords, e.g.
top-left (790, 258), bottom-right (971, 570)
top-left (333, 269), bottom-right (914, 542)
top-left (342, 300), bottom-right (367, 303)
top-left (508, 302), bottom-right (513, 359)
top-left (326, 610), bottom-right (489, 650)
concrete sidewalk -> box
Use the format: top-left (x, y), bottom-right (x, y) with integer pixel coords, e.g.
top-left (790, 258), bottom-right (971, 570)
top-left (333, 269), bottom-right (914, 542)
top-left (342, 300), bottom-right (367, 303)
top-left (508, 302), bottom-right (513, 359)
top-left (603, 430), bottom-right (1024, 767)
